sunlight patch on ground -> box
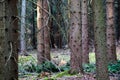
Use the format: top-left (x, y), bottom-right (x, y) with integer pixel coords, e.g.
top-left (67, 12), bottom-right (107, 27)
top-left (89, 52), bottom-right (95, 63)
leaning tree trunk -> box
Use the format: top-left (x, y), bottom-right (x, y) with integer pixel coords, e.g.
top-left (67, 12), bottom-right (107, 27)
top-left (5, 0), bottom-right (18, 79)
top-left (69, 0), bottom-right (83, 73)
top-left (37, 0), bottom-right (45, 64)
top-left (0, 1), bottom-right (6, 80)
top-left (20, 0), bottom-right (27, 55)
top-left (106, 0), bottom-right (117, 63)
top-left (93, 0), bottom-right (110, 80)
top-left (81, 0), bottom-right (89, 64)
top-left (43, 0), bottom-right (50, 61)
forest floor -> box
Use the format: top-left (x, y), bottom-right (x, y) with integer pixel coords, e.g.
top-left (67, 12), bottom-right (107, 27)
top-left (19, 47), bottom-right (120, 80)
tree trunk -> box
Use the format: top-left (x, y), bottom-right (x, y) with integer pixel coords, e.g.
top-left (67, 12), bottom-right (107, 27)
top-left (106, 0), bottom-right (117, 63)
top-left (117, 0), bottom-right (120, 43)
top-left (20, 0), bottom-right (27, 55)
top-left (93, 0), bottom-right (110, 80)
top-left (43, 0), bottom-right (50, 61)
top-left (81, 0), bottom-right (89, 64)
top-left (0, 1), bottom-right (6, 80)
top-left (37, 0), bottom-right (44, 64)
top-left (69, 0), bottom-right (83, 73)
top-left (32, 1), bottom-right (36, 49)
top-left (6, 0), bottom-right (18, 79)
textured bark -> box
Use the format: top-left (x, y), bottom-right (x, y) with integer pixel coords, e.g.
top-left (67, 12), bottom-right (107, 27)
top-left (37, 0), bottom-right (44, 64)
top-left (81, 0), bottom-right (89, 64)
top-left (6, 0), bottom-right (18, 79)
top-left (20, 0), bottom-right (27, 55)
top-left (106, 0), bottom-right (117, 63)
top-left (93, 0), bottom-right (110, 80)
top-left (69, 0), bottom-right (83, 73)
top-left (37, 0), bottom-right (51, 64)
top-left (0, 1), bottom-right (5, 80)
top-left (43, 0), bottom-right (50, 60)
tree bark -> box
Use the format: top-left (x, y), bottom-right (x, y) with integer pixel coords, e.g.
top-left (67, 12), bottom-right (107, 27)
top-left (69, 0), bottom-right (83, 73)
top-left (20, 0), bottom-right (27, 55)
top-left (106, 0), bottom-right (117, 63)
top-left (0, 1), bottom-right (6, 80)
top-left (117, 0), bottom-right (120, 43)
top-left (37, 0), bottom-right (45, 64)
top-left (6, 0), bottom-right (18, 79)
top-left (81, 0), bottom-right (89, 64)
top-left (93, 0), bottom-right (110, 80)
top-left (43, 0), bottom-right (50, 61)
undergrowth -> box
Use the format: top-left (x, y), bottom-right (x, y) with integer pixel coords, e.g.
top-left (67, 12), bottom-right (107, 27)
top-left (19, 55), bottom-right (120, 79)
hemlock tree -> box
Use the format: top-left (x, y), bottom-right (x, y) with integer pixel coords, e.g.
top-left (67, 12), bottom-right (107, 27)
top-left (69, 0), bottom-right (83, 73)
top-left (93, 0), bottom-right (110, 80)
top-left (37, 0), bottom-right (50, 64)
top-left (81, 0), bottom-right (89, 64)
top-left (106, 0), bottom-right (117, 63)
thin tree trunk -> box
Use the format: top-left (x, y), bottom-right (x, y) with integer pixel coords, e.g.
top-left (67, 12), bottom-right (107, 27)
top-left (117, 0), bottom-right (120, 43)
top-left (43, 0), bottom-right (50, 61)
top-left (32, 1), bottom-right (36, 49)
top-left (20, 0), bottom-right (27, 55)
top-left (37, 0), bottom-right (45, 64)
top-left (0, 1), bottom-right (6, 80)
top-left (81, 0), bottom-right (89, 64)
top-left (106, 0), bottom-right (117, 63)
top-left (93, 0), bottom-right (110, 80)
top-left (69, 0), bottom-right (83, 73)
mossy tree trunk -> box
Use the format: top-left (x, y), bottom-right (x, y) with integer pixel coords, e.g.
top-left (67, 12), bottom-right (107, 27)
top-left (93, 0), bottom-right (110, 80)
top-left (81, 0), bottom-right (89, 64)
top-left (69, 0), bottom-right (83, 74)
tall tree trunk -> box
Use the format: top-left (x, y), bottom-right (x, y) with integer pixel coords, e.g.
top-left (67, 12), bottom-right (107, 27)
top-left (43, 0), bottom-right (50, 61)
top-left (32, 1), bottom-right (36, 49)
top-left (0, 1), bottom-right (6, 80)
top-left (117, 0), bottom-right (120, 43)
top-left (37, 0), bottom-right (44, 64)
top-left (6, 0), bottom-right (18, 79)
top-left (81, 0), bottom-right (89, 64)
top-left (106, 0), bottom-right (117, 63)
top-left (20, 0), bottom-right (27, 55)
top-left (69, 0), bottom-right (83, 73)
top-left (93, 0), bottom-right (110, 80)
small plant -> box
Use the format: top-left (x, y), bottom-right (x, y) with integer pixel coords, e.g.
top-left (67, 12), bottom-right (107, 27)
top-left (108, 60), bottom-right (120, 73)
top-left (36, 61), bottom-right (60, 73)
top-left (83, 63), bottom-right (96, 73)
